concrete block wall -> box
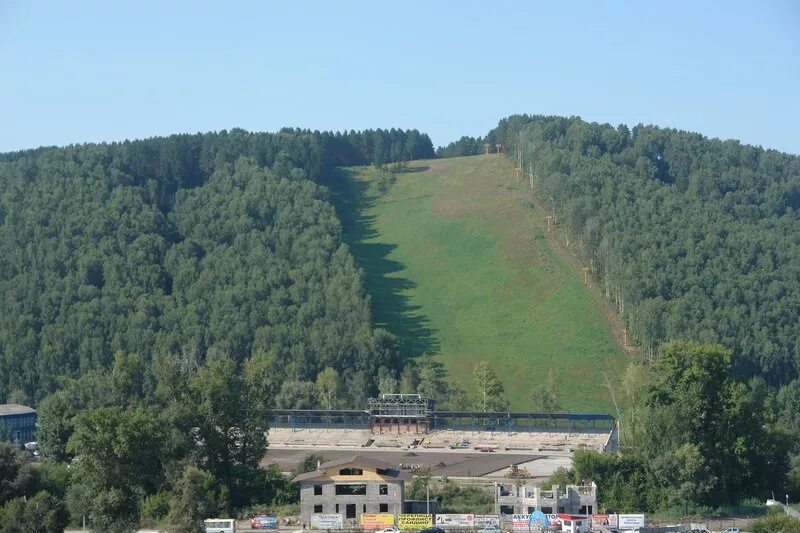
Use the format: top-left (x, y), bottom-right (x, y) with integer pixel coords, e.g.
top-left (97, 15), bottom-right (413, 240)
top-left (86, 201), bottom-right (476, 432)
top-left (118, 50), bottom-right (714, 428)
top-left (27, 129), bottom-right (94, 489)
top-left (299, 480), bottom-right (404, 524)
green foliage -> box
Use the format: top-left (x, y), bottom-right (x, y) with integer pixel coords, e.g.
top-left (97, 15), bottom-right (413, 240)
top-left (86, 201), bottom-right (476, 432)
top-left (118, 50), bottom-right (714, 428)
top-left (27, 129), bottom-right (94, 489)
top-left (140, 491), bottom-right (171, 525)
top-left (473, 360), bottom-right (508, 412)
top-left (36, 371), bottom-right (113, 462)
top-left (377, 368), bottom-right (398, 394)
top-left (530, 368), bottom-right (561, 412)
top-left (406, 468), bottom-right (432, 501)
top-left (409, 477), bottom-right (492, 514)
top-left (188, 356), bottom-right (269, 510)
top-left (35, 462), bottom-right (70, 500)
top-left (436, 136), bottom-right (485, 158)
top-left (0, 491), bottom-right (68, 533)
top-left (65, 407), bottom-right (164, 531)
top-left (540, 467), bottom-right (572, 490)
top-left (569, 448), bottom-right (658, 512)
top-left (750, 512), bottom-right (800, 533)
top-left (0, 444), bottom-right (36, 505)
top-left (275, 380), bottom-right (316, 409)
top-left (492, 114), bottom-right (800, 384)
top-left (435, 483), bottom-right (493, 513)
top-left (291, 454), bottom-right (326, 479)
top-left (0, 126), bottom-right (431, 527)
top-left (650, 443), bottom-right (716, 512)
top-left (547, 341), bottom-right (797, 512)
top-left (644, 341), bottom-right (791, 503)
top-left (167, 466), bottom-right (221, 533)
top-left (314, 367), bottom-right (341, 410)
top-left (0, 128), bottom-right (431, 404)
top-left (260, 464), bottom-right (298, 505)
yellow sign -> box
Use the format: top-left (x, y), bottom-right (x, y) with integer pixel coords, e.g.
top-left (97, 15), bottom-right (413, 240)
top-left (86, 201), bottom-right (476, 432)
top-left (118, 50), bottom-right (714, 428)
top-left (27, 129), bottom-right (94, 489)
top-left (398, 514), bottom-right (433, 529)
top-left (360, 514), bottom-right (396, 529)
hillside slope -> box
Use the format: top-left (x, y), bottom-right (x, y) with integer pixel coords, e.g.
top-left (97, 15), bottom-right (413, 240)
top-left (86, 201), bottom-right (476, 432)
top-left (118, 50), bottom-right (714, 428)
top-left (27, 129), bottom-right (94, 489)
top-left (328, 155), bottom-right (626, 411)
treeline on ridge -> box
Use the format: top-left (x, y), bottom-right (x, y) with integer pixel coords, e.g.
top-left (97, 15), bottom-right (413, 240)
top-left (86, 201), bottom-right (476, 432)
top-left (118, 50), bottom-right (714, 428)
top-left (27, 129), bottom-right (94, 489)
top-left (0, 127), bottom-right (434, 406)
top-left (490, 114), bottom-right (800, 386)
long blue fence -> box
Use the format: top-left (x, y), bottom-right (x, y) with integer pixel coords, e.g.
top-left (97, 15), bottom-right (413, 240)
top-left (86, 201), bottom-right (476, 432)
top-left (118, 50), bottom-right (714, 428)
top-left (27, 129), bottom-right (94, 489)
top-left (269, 409), bottom-right (613, 433)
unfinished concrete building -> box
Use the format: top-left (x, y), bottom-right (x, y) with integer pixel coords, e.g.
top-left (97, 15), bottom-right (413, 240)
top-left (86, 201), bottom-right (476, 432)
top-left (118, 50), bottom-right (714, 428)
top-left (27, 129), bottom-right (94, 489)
top-left (497, 482), bottom-right (598, 516)
top-left (293, 455), bottom-right (410, 526)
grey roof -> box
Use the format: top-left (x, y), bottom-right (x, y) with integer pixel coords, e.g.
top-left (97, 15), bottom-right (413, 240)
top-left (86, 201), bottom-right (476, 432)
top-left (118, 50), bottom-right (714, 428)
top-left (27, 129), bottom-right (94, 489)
top-left (0, 404), bottom-right (36, 416)
top-left (293, 454), bottom-right (412, 482)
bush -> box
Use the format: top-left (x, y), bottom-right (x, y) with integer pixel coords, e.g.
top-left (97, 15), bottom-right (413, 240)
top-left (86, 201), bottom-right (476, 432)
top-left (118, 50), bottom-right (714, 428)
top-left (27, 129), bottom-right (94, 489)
top-left (140, 491), bottom-right (171, 524)
top-left (750, 512), bottom-right (800, 533)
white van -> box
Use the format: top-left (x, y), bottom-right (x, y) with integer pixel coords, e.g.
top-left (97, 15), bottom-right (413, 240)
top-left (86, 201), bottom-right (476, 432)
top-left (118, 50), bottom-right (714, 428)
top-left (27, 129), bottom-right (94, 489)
top-left (204, 518), bottom-right (236, 533)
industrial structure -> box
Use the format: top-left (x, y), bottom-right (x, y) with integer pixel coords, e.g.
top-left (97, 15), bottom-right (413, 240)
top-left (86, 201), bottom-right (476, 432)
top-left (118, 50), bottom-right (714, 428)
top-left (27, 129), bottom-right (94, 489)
top-left (293, 455), bottom-right (410, 526)
top-left (367, 394), bottom-right (432, 434)
top-left (0, 404), bottom-right (37, 448)
top-left (269, 394), bottom-right (616, 445)
top-left (497, 482), bottom-right (598, 515)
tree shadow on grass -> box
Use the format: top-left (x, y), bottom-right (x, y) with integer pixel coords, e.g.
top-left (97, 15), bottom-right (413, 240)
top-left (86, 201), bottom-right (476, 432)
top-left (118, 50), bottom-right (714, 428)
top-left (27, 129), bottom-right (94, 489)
top-left (322, 168), bottom-right (439, 360)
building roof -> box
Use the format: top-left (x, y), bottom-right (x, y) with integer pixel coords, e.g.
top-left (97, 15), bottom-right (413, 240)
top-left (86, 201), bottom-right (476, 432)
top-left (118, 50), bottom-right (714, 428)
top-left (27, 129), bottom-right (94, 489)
top-left (293, 454), bottom-right (412, 482)
top-left (0, 404), bottom-right (36, 416)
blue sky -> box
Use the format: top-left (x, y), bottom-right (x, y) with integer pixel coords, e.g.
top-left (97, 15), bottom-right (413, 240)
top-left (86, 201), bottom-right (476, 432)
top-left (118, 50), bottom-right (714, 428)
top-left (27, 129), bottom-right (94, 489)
top-left (1, 1), bottom-right (799, 153)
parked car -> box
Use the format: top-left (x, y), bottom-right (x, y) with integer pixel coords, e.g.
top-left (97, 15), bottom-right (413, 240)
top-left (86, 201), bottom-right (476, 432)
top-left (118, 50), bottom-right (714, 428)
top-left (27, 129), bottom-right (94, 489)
top-left (479, 527), bottom-right (502, 533)
top-left (377, 527), bottom-right (400, 533)
top-left (723, 529), bottom-right (740, 533)
top-left (419, 528), bottom-right (446, 533)
top-left (250, 514), bottom-right (278, 529)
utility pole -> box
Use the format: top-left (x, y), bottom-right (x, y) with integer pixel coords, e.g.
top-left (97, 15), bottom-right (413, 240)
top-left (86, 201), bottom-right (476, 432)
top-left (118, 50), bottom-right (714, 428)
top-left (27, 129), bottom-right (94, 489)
top-left (426, 484), bottom-right (430, 514)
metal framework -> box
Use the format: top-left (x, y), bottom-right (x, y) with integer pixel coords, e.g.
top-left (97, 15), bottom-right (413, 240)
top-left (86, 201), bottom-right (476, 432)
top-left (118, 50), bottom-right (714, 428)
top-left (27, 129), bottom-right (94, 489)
top-left (429, 411), bottom-right (614, 434)
top-left (367, 394), bottom-right (433, 418)
top-left (268, 400), bottom-right (614, 436)
top-left (270, 409), bottom-right (370, 431)
top-left (367, 394), bottom-right (433, 435)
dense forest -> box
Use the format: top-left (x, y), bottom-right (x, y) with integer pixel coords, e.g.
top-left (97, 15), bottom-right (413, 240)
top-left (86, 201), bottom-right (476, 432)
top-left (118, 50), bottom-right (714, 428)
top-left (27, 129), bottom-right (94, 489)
top-left (435, 135), bottom-right (485, 158)
top-left (489, 114), bottom-right (800, 385)
top-left (484, 115), bottom-right (800, 511)
top-left (0, 127), bottom-right (435, 530)
top-left (3, 115), bottom-right (800, 527)
top-left (0, 127), bottom-right (434, 405)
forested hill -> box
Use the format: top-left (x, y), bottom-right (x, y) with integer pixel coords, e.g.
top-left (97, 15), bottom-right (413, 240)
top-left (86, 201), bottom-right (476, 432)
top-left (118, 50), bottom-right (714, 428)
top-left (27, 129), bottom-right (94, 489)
top-left (0, 128), bottom-right (434, 404)
top-left (488, 115), bottom-right (800, 385)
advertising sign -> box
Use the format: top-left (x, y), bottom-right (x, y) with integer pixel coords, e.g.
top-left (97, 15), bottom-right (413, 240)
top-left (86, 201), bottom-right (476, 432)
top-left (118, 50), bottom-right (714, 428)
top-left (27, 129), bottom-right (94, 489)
top-left (436, 514), bottom-right (474, 528)
top-left (591, 514), bottom-right (618, 528)
top-left (311, 514), bottom-right (343, 530)
top-left (361, 514), bottom-right (396, 529)
top-left (547, 515), bottom-right (562, 526)
top-left (251, 514), bottom-right (279, 529)
top-left (474, 515), bottom-right (500, 528)
top-left (529, 512), bottom-right (550, 528)
top-left (398, 514), bottom-right (433, 529)
top-left (618, 514), bottom-right (645, 528)
top-left (511, 514), bottom-right (531, 531)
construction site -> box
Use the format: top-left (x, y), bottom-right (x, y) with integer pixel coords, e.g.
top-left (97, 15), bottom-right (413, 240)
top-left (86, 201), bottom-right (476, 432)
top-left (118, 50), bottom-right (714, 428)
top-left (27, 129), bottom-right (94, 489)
top-left (264, 394), bottom-right (617, 480)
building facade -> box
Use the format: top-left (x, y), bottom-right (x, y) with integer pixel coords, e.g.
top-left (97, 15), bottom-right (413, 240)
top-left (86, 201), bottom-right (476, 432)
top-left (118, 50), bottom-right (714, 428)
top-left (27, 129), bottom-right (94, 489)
top-left (497, 482), bottom-right (597, 516)
top-left (0, 404), bottom-right (37, 447)
top-left (294, 455), bottom-right (410, 526)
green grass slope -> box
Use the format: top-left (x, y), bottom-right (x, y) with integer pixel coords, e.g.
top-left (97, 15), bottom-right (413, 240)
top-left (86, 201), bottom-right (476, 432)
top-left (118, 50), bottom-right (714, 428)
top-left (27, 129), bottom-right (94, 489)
top-left (327, 155), bottom-right (626, 411)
